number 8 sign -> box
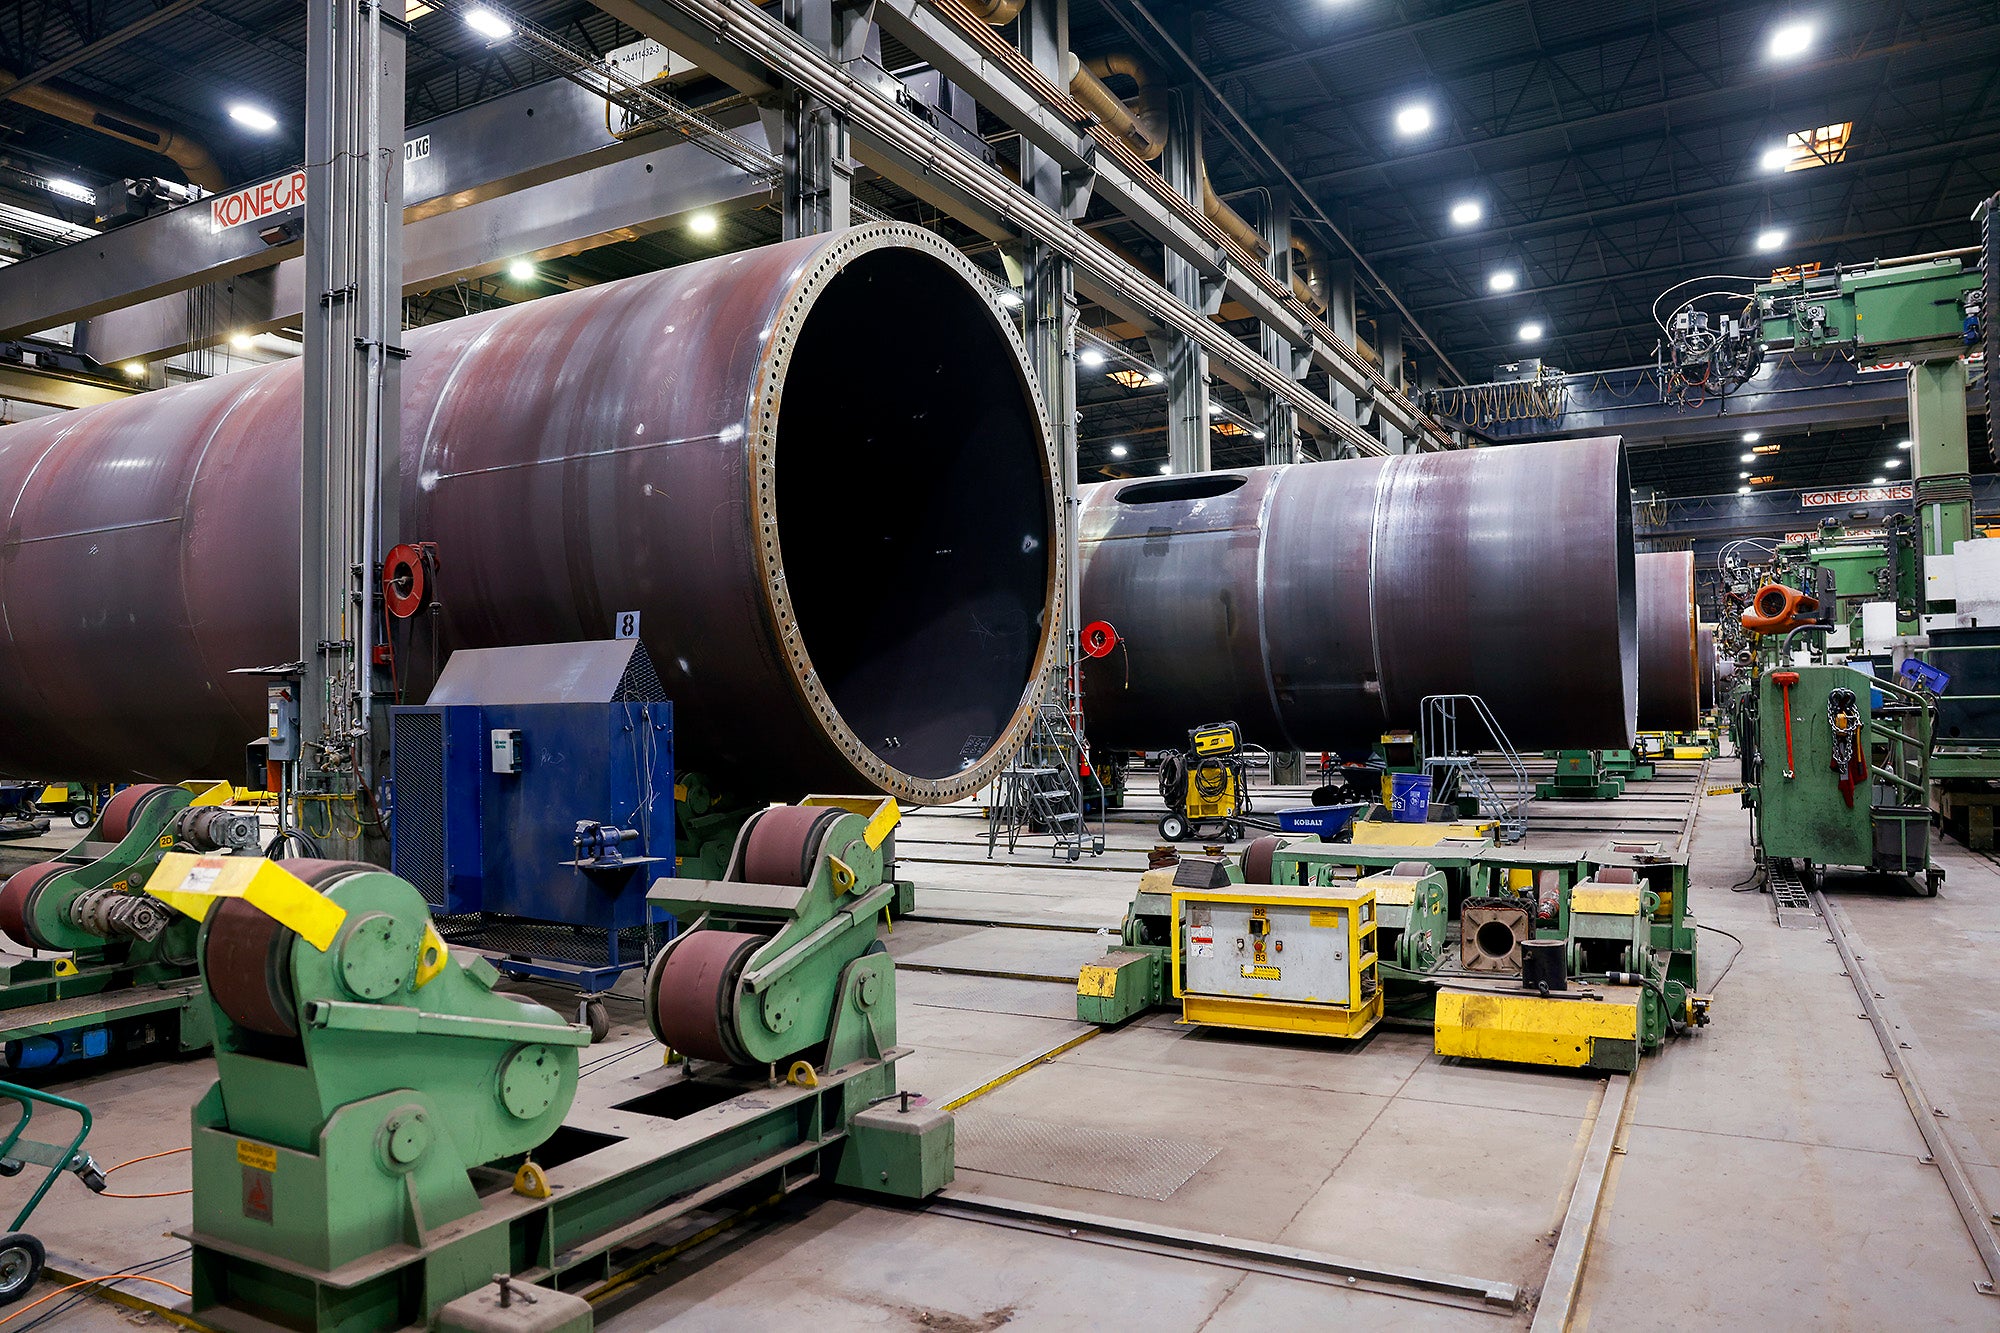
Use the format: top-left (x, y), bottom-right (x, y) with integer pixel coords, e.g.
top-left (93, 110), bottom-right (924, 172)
top-left (615, 611), bottom-right (641, 640)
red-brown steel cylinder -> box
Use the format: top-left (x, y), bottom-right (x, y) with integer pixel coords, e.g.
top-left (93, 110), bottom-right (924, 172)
top-left (1076, 437), bottom-right (1637, 753)
top-left (0, 225), bottom-right (1062, 802)
top-left (1637, 551), bottom-right (1701, 730)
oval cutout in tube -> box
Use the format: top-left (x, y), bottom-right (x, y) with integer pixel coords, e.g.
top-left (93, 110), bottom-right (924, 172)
top-left (1114, 475), bottom-right (1247, 505)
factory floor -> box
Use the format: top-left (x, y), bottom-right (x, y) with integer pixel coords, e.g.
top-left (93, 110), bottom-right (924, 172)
top-left (11, 764), bottom-right (2000, 1330)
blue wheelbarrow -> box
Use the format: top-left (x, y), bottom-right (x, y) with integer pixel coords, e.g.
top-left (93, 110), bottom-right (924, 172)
top-left (0, 1082), bottom-right (106, 1303)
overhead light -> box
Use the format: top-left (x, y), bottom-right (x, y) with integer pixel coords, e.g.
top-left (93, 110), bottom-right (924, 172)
top-left (1739, 485), bottom-right (1752, 495)
top-left (1754, 228), bottom-right (1788, 252)
top-left (688, 212), bottom-right (718, 237)
top-left (1449, 199), bottom-right (1482, 227)
top-left (1393, 102), bottom-right (1433, 137)
top-left (1742, 431), bottom-right (1761, 442)
top-left (506, 259), bottom-right (535, 281)
top-left (1740, 452), bottom-right (1756, 462)
top-left (1759, 146), bottom-right (1790, 172)
top-left (1518, 321), bottom-right (1544, 341)
top-left (1158, 463), bottom-right (1172, 474)
top-left (1871, 476), bottom-right (1887, 485)
top-left (464, 6), bottom-right (514, 40)
top-left (1110, 443), bottom-right (1128, 458)
top-left (228, 102), bottom-right (278, 133)
top-left (1146, 370), bottom-right (1165, 385)
top-left (1207, 402), bottom-right (1224, 416)
top-left (121, 362), bottom-right (146, 379)
top-left (1897, 437), bottom-right (1911, 449)
top-left (1886, 456), bottom-right (1902, 466)
top-left (1252, 430), bottom-right (1267, 440)
top-left (1768, 20), bottom-right (1814, 61)
top-left (46, 178), bottom-right (93, 203)
top-left (1078, 347), bottom-right (1107, 369)
top-left (996, 289), bottom-right (1022, 308)
top-left (1488, 270), bottom-right (1518, 292)
top-left (1740, 471), bottom-right (1752, 479)
top-left (229, 331), bottom-right (253, 350)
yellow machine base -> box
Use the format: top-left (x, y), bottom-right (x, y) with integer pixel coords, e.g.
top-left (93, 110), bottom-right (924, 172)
top-left (1433, 984), bottom-right (1642, 1073)
top-left (1181, 992), bottom-right (1385, 1041)
top-left (1349, 818), bottom-right (1496, 846)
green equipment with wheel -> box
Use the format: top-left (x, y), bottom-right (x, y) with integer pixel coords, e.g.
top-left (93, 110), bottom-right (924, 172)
top-left (1156, 722), bottom-right (1250, 842)
top-left (0, 781), bottom-right (258, 1070)
top-left (1536, 750), bottom-right (1627, 800)
top-left (0, 1080), bottom-right (108, 1305)
top-left (146, 796), bottom-right (950, 1333)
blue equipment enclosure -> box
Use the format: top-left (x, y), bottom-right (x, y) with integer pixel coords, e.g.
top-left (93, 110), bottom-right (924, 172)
top-left (389, 641), bottom-right (675, 998)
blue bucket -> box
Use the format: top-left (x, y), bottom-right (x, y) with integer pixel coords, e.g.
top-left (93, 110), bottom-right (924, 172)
top-left (1387, 773), bottom-right (1432, 823)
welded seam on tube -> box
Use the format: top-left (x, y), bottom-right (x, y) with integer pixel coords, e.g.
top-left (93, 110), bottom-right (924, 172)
top-left (1364, 456), bottom-right (1395, 722)
top-left (1253, 464), bottom-right (1290, 750)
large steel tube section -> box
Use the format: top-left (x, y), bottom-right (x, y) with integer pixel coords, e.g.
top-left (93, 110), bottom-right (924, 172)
top-left (1637, 551), bottom-right (1701, 730)
top-left (0, 224), bottom-right (1061, 801)
top-left (1077, 437), bottom-right (1636, 752)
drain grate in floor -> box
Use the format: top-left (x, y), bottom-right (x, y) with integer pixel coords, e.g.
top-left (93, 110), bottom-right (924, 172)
top-left (953, 1112), bottom-right (1220, 1200)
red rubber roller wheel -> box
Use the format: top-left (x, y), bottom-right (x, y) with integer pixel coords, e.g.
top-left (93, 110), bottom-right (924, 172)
top-left (203, 860), bottom-right (375, 1038)
top-left (0, 863), bottom-right (68, 951)
top-left (737, 806), bottom-right (841, 888)
top-left (1242, 835), bottom-right (1282, 886)
top-left (647, 929), bottom-right (764, 1065)
top-left (97, 783), bottom-right (180, 842)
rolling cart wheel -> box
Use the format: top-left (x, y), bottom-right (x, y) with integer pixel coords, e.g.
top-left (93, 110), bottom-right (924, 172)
top-left (0, 1233), bottom-right (43, 1306)
top-left (1222, 821), bottom-right (1242, 842)
top-left (0, 1160), bottom-right (20, 1178)
top-left (68, 807), bottom-right (91, 828)
top-left (1158, 813), bottom-right (1189, 842)
top-left (1923, 868), bottom-right (1942, 898)
top-left (582, 999), bottom-right (611, 1044)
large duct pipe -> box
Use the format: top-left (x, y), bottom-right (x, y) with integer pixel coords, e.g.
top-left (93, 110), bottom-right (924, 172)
top-left (5, 75), bottom-right (224, 191)
top-left (0, 225), bottom-right (1061, 803)
top-left (1637, 551), bottom-right (1701, 730)
top-left (1077, 438), bottom-right (1637, 753)
top-left (1697, 622), bottom-right (1718, 711)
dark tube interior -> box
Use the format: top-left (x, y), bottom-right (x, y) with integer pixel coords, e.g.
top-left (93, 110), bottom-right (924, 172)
top-left (776, 248), bottom-right (1052, 779)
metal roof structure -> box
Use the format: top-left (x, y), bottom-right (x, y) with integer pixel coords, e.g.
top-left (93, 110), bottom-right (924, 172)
top-left (3, 0), bottom-right (1996, 494)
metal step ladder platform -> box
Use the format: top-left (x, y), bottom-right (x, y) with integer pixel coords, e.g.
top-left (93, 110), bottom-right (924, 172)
top-left (987, 686), bottom-right (1106, 862)
top-left (1420, 695), bottom-right (1531, 843)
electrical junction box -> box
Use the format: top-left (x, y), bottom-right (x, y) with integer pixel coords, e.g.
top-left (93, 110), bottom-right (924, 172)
top-left (1171, 886), bottom-right (1382, 1040)
top-left (490, 728), bottom-right (523, 775)
top-left (265, 686), bottom-right (299, 761)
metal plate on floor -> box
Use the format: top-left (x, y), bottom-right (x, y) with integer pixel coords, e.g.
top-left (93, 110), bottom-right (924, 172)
top-left (954, 1112), bottom-right (1221, 1200)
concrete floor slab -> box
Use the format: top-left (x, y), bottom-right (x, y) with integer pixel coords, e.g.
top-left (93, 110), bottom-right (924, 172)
top-left (896, 926), bottom-right (1115, 981)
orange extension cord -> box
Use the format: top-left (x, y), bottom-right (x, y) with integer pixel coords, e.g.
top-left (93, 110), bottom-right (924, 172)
top-left (0, 1275), bottom-right (192, 1328)
top-left (95, 1145), bottom-right (191, 1200)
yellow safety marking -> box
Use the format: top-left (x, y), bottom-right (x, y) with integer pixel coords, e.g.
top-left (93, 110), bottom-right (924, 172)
top-left (1077, 962), bottom-right (1120, 997)
top-left (145, 852), bottom-right (349, 951)
top-left (673, 782), bottom-right (688, 802)
top-left (1357, 880), bottom-right (1415, 906)
top-left (786, 1060), bottom-right (819, 1088)
top-left (1241, 964), bottom-right (1281, 981)
top-left (828, 855), bottom-right (857, 893)
top-left (800, 794), bottom-right (902, 849)
top-left (1310, 905), bottom-right (1355, 924)
top-left (1434, 988), bottom-right (1639, 1067)
top-left (413, 923), bottom-right (449, 989)
top-left (943, 1028), bottom-right (1101, 1112)
top-left (52, 959), bottom-right (78, 977)
top-left (513, 1161), bottom-right (552, 1199)
top-left (1571, 887), bottom-right (1642, 916)
top-left (1507, 867), bottom-right (1535, 890)
top-left (236, 1140), bottom-right (278, 1172)
top-left (188, 780), bottom-right (233, 808)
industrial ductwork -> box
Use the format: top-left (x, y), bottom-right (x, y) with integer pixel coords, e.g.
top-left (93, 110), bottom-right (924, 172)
top-left (0, 224), bottom-right (1062, 802)
top-left (1077, 437), bottom-right (1637, 753)
top-left (1637, 551), bottom-right (1701, 730)
top-left (4, 74), bottom-right (224, 191)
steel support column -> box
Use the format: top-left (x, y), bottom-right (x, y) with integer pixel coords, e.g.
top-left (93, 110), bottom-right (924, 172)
top-left (1162, 86), bottom-right (1209, 474)
top-left (1909, 358), bottom-right (1975, 565)
top-left (298, 0), bottom-right (403, 847)
top-left (776, 0), bottom-right (852, 236)
top-left (1259, 194), bottom-right (1298, 465)
top-left (1376, 312), bottom-right (1405, 454)
top-left (1322, 257), bottom-right (1358, 429)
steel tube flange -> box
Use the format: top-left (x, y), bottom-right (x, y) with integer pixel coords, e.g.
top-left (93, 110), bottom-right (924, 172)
top-left (0, 225), bottom-right (1061, 804)
top-left (1076, 436), bottom-right (1637, 753)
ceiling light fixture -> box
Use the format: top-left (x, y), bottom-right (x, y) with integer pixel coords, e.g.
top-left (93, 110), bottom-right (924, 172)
top-left (1872, 476), bottom-right (1887, 485)
top-left (1393, 102), bottom-right (1433, 137)
top-left (1755, 227), bottom-right (1788, 252)
top-left (1147, 370), bottom-right (1165, 384)
top-left (688, 212), bottom-right (718, 236)
top-left (1768, 20), bottom-right (1814, 61)
top-left (506, 259), bottom-right (535, 281)
top-left (464, 6), bottom-right (514, 39)
top-left (1110, 443), bottom-right (1128, 458)
top-left (996, 289), bottom-right (1022, 308)
top-left (1518, 321), bottom-right (1544, 341)
top-left (229, 332), bottom-right (254, 350)
top-left (1897, 438), bottom-right (1911, 449)
top-left (1741, 452), bottom-right (1756, 463)
top-left (122, 362), bottom-right (146, 379)
top-left (1743, 431), bottom-right (1762, 442)
top-left (1078, 347), bottom-right (1107, 369)
top-left (1449, 199), bottom-right (1482, 226)
top-left (228, 103), bottom-right (278, 133)
top-left (46, 178), bottom-right (93, 203)
top-left (1488, 270), bottom-right (1518, 292)
top-left (1759, 146), bottom-right (1790, 172)
top-left (1159, 464), bottom-right (1172, 475)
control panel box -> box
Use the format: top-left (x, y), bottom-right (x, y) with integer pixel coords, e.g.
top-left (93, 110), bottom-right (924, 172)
top-left (1171, 886), bottom-right (1382, 1040)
